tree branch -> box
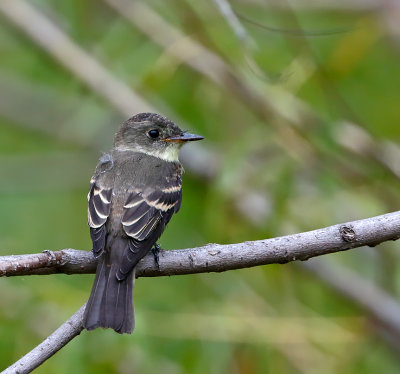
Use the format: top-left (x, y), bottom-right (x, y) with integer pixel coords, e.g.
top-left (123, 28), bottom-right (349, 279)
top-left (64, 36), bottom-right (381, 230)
top-left (3, 211), bottom-right (400, 373)
top-left (2, 211), bottom-right (400, 278)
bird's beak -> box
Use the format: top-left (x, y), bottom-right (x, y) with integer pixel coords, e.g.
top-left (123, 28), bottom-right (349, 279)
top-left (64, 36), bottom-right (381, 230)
top-left (162, 133), bottom-right (204, 143)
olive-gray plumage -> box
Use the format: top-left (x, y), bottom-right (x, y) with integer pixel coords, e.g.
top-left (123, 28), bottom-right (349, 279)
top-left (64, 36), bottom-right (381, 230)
top-left (83, 113), bottom-right (203, 334)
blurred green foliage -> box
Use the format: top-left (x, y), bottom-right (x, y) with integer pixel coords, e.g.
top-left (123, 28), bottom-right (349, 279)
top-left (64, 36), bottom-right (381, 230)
top-left (1, 0), bottom-right (400, 373)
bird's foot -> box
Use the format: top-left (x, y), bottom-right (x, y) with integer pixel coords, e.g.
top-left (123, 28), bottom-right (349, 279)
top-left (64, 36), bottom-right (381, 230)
top-left (151, 243), bottom-right (162, 269)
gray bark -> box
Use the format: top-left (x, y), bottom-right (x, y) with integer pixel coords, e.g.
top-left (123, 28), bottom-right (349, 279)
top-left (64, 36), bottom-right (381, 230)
top-left (1, 211), bottom-right (400, 279)
top-left (2, 305), bottom-right (85, 374)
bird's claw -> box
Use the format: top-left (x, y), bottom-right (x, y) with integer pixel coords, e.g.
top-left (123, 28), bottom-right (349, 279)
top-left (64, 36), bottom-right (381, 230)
top-left (151, 243), bottom-right (162, 268)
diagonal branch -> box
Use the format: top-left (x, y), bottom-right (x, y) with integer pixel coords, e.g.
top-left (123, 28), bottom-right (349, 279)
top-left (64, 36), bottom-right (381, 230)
top-left (2, 211), bottom-right (400, 278)
top-left (1, 305), bottom-right (86, 374)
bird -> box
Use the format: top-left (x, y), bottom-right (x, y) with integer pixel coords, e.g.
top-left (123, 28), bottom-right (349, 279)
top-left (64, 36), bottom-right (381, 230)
top-left (82, 113), bottom-right (204, 334)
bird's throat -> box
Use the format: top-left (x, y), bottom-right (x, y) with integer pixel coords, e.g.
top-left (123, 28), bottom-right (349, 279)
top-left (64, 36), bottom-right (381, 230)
top-left (116, 144), bottom-right (181, 162)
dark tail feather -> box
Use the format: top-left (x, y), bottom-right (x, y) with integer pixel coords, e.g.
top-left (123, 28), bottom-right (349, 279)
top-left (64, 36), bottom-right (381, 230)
top-left (83, 254), bottom-right (135, 334)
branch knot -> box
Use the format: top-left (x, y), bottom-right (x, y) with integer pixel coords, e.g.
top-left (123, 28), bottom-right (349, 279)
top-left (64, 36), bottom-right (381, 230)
top-left (339, 225), bottom-right (357, 243)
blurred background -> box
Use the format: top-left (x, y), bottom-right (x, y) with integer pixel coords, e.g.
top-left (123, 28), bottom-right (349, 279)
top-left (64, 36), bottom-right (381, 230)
top-left (1, 0), bottom-right (400, 373)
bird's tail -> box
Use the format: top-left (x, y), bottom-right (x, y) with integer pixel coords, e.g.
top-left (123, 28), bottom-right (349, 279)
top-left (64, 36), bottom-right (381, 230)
top-left (83, 240), bottom-right (135, 334)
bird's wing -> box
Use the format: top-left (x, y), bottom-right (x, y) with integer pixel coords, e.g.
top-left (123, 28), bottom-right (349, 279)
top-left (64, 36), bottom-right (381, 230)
top-left (116, 174), bottom-right (182, 279)
top-left (121, 183), bottom-right (181, 241)
top-left (87, 177), bottom-right (113, 257)
top-left (87, 155), bottom-right (114, 257)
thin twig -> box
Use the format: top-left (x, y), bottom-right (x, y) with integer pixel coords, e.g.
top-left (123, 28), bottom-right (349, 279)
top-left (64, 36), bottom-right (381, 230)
top-left (212, 0), bottom-right (253, 45)
top-left (1, 304), bottom-right (86, 374)
top-left (2, 211), bottom-right (400, 278)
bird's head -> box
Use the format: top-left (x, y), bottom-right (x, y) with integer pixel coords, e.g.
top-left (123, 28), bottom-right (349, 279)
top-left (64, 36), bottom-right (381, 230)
top-left (114, 113), bottom-right (204, 162)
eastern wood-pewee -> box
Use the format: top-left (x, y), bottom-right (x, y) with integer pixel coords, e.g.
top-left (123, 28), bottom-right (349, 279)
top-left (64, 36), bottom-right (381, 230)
top-left (83, 113), bottom-right (204, 334)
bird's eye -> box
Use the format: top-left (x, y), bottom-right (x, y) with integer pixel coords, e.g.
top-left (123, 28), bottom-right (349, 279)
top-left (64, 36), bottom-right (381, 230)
top-left (148, 129), bottom-right (160, 139)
